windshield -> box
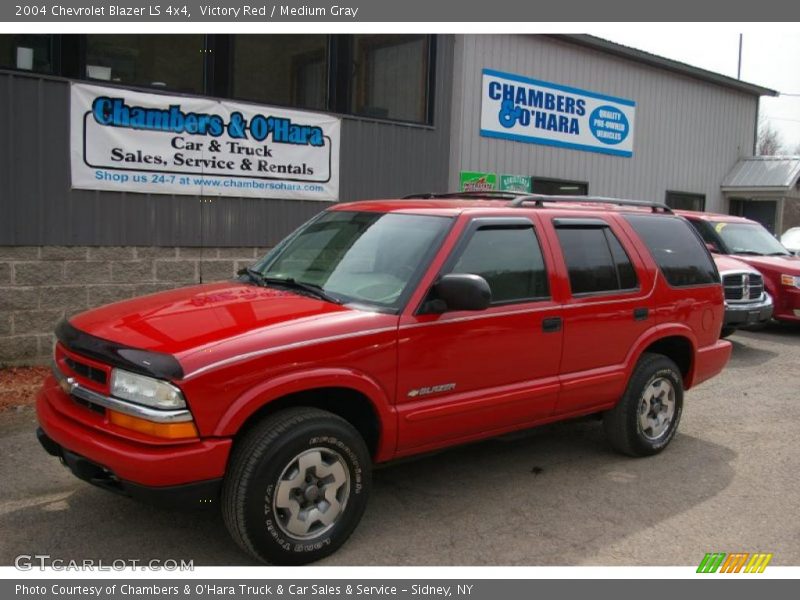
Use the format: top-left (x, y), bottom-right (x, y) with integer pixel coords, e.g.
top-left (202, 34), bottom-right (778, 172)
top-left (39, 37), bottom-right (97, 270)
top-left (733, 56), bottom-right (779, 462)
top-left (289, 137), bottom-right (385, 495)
top-left (252, 211), bottom-right (452, 310)
top-left (712, 221), bottom-right (790, 256)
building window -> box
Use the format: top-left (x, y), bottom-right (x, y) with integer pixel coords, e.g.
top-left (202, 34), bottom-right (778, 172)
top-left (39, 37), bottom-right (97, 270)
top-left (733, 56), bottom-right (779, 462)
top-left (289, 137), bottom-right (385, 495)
top-left (532, 177), bottom-right (588, 196)
top-left (555, 225), bottom-right (638, 295)
top-left (84, 35), bottom-right (205, 93)
top-left (349, 35), bottom-right (430, 123)
top-left (0, 35), bottom-right (56, 74)
top-left (232, 35), bottom-right (328, 111)
top-left (665, 191), bottom-right (705, 211)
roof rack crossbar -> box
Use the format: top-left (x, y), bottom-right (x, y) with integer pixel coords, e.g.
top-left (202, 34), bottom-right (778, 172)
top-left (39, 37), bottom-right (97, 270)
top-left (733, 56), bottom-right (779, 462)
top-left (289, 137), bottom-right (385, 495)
top-left (509, 194), bottom-right (673, 214)
top-left (403, 191), bottom-right (528, 200)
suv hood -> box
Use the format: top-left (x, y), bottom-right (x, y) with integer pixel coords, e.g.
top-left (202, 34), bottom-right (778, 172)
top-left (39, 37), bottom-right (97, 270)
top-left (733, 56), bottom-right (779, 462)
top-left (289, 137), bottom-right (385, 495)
top-left (68, 282), bottom-right (395, 366)
top-left (732, 254), bottom-right (800, 275)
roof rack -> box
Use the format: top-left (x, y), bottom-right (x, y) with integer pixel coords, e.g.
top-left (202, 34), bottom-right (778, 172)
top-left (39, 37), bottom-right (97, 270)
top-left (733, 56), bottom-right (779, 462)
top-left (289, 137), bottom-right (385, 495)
top-left (401, 191), bottom-right (673, 214)
top-left (509, 194), bottom-right (673, 214)
top-left (403, 191), bottom-right (527, 200)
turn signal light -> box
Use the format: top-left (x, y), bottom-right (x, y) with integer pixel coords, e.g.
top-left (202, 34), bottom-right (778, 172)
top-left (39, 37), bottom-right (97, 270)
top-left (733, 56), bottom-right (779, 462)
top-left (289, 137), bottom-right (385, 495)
top-left (780, 274), bottom-right (799, 287)
top-left (108, 410), bottom-right (198, 439)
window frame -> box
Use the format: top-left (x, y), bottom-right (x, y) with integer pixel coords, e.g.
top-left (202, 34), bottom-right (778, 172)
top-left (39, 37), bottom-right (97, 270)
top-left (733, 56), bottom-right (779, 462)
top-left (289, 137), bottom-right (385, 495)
top-left (228, 34), bottom-right (331, 112)
top-left (0, 34), bottom-right (61, 76)
top-left (531, 177), bottom-right (589, 196)
top-left (554, 218), bottom-right (641, 298)
top-left (22, 34), bottom-right (437, 126)
top-left (79, 34), bottom-right (210, 95)
top-left (347, 34), bottom-right (434, 125)
top-left (665, 190), bottom-right (706, 212)
top-left (431, 217), bottom-right (552, 309)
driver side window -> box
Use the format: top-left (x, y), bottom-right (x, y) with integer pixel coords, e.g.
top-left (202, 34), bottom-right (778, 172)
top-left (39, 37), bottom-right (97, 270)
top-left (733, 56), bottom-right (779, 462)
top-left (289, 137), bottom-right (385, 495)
top-left (445, 224), bottom-right (550, 304)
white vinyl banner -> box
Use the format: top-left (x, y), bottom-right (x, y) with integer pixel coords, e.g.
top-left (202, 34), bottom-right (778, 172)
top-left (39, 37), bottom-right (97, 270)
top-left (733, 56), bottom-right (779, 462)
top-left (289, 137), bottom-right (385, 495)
top-left (70, 83), bottom-right (341, 200)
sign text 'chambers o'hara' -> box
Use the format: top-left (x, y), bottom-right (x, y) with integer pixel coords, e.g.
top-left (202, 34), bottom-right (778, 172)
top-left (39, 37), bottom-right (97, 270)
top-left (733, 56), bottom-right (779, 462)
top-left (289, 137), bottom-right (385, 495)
top-left (480, 69), bottom-right (636, 157)
top-left (70, 83), bottom-right (341, 200)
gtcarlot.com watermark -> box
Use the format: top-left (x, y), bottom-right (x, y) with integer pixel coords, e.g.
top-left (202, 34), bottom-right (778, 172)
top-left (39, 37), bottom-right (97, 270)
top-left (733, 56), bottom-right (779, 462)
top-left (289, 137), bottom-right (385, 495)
top-left (14, 554), bottom-right (194, 571)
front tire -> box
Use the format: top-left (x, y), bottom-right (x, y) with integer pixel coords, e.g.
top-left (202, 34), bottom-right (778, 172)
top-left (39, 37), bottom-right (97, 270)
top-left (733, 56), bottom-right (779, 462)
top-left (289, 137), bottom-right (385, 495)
top-left (603, 353), bottom-right (684, 457)
top-left (222, 407), bottom-right (371, 565)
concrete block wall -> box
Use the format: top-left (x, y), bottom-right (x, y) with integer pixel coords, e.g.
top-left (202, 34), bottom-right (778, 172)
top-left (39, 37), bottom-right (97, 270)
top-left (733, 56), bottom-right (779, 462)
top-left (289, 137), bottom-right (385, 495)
top-left (0, 246), bottom-right (268, 366)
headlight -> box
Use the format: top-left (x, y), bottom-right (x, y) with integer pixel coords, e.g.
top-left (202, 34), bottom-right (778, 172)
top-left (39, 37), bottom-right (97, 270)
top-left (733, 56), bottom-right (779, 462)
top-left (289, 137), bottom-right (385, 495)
top-left (110, 369), bottom-right (186, 410)
top-left (780, 274), bottom-right (800, 288)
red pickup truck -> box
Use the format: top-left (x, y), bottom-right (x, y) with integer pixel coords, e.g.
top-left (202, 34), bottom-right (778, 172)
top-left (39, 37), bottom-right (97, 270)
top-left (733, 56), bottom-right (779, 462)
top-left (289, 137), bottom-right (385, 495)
top-left (36, 194), bottom-right (731, 564)
top-left (679, 210), bottom-right (800, 325)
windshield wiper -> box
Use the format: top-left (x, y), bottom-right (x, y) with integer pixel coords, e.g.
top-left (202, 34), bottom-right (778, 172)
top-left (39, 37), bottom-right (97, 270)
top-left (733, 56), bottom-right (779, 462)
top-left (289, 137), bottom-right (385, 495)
top-left (733, 250), bottom-right (764, 256)
top-left (238, 267), bottom-right (267, 286)
top-left (262, 276), bottom-right (342, 304)
top-left (766, 251), bottom-right (790, 256)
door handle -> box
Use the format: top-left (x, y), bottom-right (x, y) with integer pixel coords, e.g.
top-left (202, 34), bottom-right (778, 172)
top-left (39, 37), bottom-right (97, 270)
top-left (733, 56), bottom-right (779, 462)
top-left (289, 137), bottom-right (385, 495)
top-left (633, 307), bottom-right (649, 321)
top-left (542, 317), bottom-right (562, 333)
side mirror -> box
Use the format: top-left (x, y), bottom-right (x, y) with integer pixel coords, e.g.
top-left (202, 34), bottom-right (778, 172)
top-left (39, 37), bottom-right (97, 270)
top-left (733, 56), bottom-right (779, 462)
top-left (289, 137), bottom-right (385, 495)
top-left (705, 242), bottom-right (720, 254)
top-left (431, 273), bottom-right (491, 312)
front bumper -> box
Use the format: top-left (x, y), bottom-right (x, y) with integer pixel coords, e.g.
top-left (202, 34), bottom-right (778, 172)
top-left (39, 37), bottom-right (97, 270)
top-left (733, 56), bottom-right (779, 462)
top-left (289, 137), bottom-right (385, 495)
top-left (724, 294), bottom-right (773, 328)
top-left (36, 427), bottom-right (221, 507)
top-left (773, 287), bottom-right (800, 322)
top-left (36, 375), bottom-right (231, 503)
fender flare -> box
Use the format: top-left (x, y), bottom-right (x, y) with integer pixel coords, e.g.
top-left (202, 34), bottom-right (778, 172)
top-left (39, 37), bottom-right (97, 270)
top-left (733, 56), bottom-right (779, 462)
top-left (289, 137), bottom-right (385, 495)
top-left (624, 324), bottom-right (698, 387)
top-left (213, 367), bottom-right (397, 462)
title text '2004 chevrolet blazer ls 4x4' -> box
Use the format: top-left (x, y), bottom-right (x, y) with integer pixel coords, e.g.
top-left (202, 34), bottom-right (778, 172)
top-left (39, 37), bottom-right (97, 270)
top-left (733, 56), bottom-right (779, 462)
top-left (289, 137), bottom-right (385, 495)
top-left (36, 193), bottom-right (732, 564)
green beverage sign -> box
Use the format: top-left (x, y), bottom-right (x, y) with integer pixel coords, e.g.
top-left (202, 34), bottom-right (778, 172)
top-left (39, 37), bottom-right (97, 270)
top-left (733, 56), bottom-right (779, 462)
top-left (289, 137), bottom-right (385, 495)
top-left (500, 174), bottom-right (532, 193)
top-left (460, 171), bottom-right (497, 192)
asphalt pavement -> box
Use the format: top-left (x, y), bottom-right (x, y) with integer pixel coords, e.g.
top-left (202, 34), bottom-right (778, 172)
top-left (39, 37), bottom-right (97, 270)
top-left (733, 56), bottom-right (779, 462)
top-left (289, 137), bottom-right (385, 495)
top-left (1, 324), bottom-right (798, 566)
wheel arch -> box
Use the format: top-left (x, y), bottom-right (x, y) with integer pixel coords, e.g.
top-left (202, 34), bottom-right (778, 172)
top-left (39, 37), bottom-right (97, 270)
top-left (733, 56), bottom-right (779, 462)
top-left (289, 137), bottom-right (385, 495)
top-left (214, 368), bottom-right (397, 462)
top-left (628, 326), bottom-right (697, 389)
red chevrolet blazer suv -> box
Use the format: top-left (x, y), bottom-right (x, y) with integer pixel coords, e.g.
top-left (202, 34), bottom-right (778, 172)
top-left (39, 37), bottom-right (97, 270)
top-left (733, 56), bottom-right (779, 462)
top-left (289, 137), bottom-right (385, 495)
top-left (36, 193), bottom-right (732, 564)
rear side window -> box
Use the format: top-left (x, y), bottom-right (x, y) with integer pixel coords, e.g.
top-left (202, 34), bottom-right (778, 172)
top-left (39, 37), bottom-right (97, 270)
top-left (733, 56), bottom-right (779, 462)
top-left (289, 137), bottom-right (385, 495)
top-left (555, 224), bottom-right (639, 295)
top-left (624, 215), bottom-right (719, 287)
top-left (449, 225), bottom-right (549, 304)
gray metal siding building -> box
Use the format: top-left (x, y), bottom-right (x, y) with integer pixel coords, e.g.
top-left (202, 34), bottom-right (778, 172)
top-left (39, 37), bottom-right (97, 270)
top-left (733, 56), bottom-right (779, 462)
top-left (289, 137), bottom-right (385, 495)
top-left (448, 35), bottom-right (767, 212)
top-left (0, 37), bottom-right (454, 248)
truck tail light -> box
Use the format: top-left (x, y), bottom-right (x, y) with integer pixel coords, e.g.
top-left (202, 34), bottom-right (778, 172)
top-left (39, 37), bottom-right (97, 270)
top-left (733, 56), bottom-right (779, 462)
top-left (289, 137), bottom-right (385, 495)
top-left (108, 410), bottom-right (199, 440)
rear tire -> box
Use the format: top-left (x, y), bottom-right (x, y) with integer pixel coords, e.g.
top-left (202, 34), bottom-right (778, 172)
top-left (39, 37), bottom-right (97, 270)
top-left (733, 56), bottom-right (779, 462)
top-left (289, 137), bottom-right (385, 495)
top-left (603, 353), bottom-right (684, 457)
top-left (222, 407), bottom-right (371, 565)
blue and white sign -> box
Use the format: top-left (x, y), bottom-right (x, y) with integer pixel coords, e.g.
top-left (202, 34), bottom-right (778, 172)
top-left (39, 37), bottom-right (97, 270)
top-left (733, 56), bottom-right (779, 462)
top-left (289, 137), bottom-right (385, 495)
top-left (480, 69), bottom-right (636, 158)
top-left (70, 83), bottom-right (340, 200)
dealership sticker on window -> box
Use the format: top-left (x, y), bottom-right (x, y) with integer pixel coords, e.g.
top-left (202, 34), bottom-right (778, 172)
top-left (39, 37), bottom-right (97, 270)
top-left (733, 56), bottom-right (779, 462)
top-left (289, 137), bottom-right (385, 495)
top-left (70, 83), bottom-right (341, 200)
top-left (480, 69), bottom-right (635, 158)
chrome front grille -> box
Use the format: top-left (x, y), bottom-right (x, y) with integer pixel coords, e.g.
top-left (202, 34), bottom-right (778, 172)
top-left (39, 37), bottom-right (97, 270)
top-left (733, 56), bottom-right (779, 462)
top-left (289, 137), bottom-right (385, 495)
top-left (722, 272), bottom-right (764, 303)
